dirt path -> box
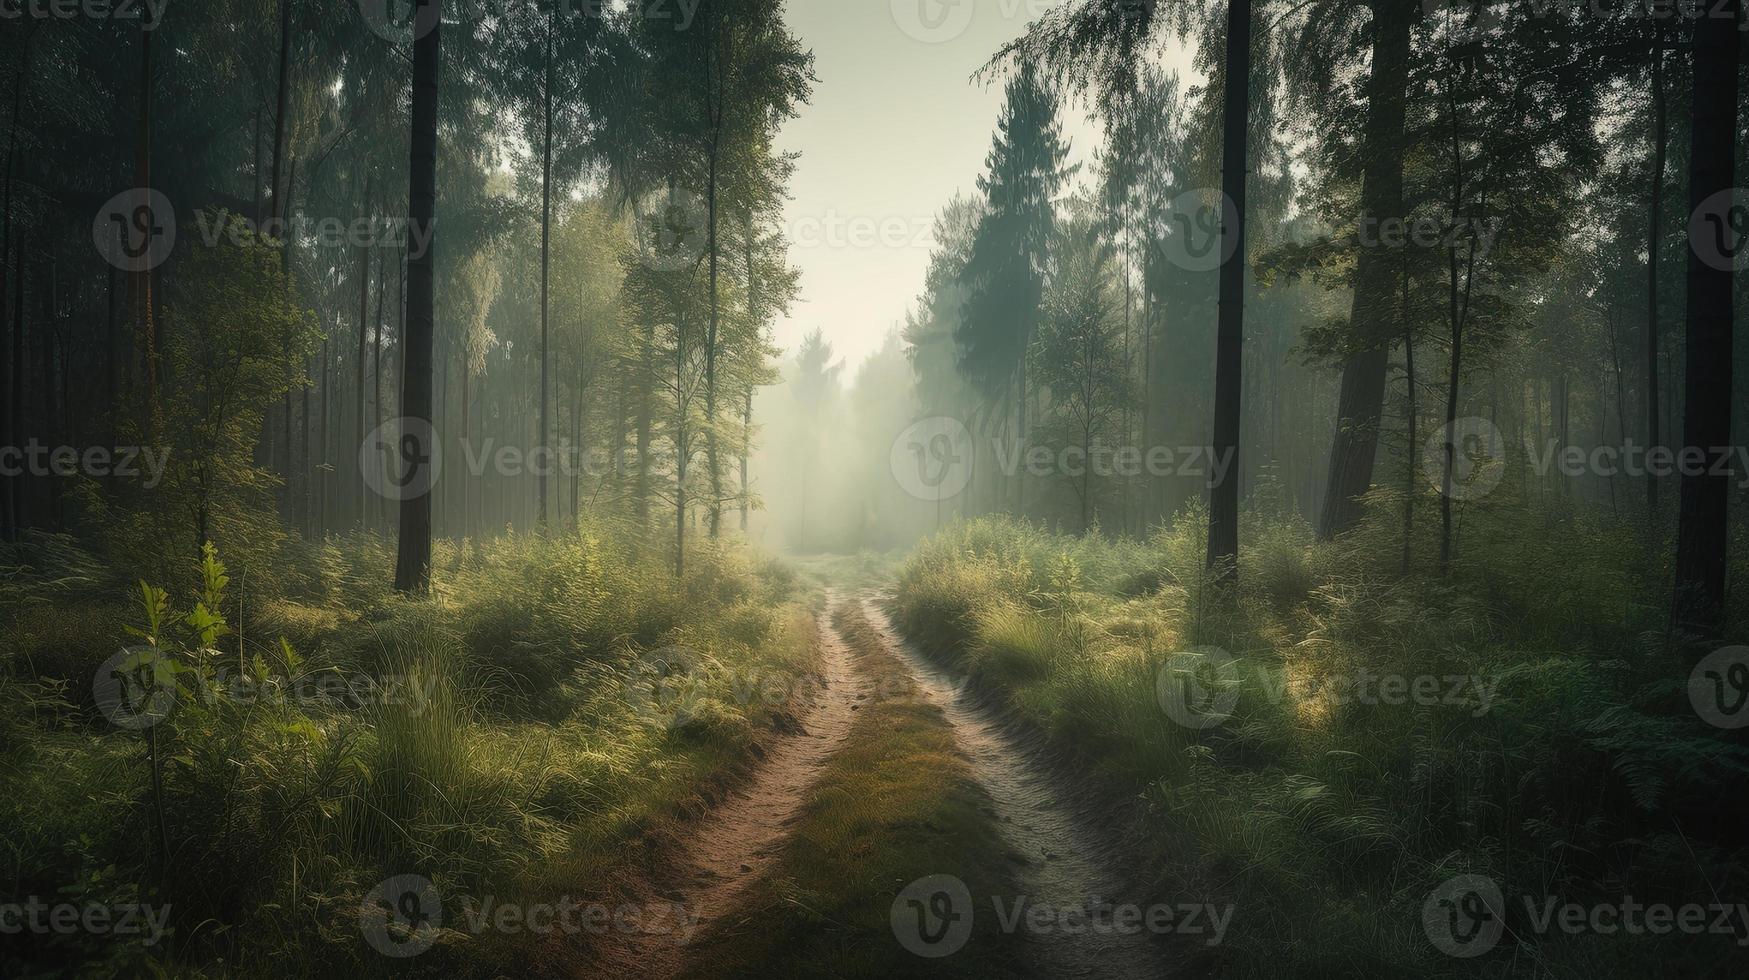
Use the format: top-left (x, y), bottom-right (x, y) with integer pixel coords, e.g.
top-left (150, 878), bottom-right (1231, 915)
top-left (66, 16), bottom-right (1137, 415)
top-left (598, 593), bottom-right (868, 978)
top-left (860, 596), bottom-right (1171, 980)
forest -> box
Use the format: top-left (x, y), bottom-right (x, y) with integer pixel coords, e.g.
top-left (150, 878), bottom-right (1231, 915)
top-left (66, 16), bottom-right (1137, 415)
top-left (0, 0), bottom-right (1745, 977)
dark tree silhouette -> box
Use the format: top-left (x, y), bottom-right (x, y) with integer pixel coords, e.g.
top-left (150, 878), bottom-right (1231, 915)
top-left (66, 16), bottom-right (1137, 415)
top-left (1671, 0), bottom-right (1740, 630)
top-left (1205, 0), bottom-right (1251, 577)
top-left (395, 0), bottom-right (440, 594)
top-left (1315, 0), bottom-right (1413, 541)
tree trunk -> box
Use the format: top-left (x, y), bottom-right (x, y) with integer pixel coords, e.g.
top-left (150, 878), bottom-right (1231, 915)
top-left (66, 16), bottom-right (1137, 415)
top-left (633, 321), bottom-right (654, 525)
top-left (740, 387), bottom-right (752, 532)
top-left (440, 347), bottom-right (455, 542)
top-left (1671, 0), bottom-right (1739, 631)
top-left (355, 181), bottom-right (372, 530)
top-left (0, 30), bottom-right (35, 540)
top-left (300, 352), bottom-right (310, 536)
top-left (373, 243), bottom-right (386, 531)
top-left (1316, 0), bottom-right (1414, 540)
top-left (1555, 372), bottom-right (1570, 500)
top-left (675, 303), bottom-right (691, 575)
top-left (1437, 72), bottom-right (1479, 574)
top-left (570, 378), bottom-right (582, 524)
top-left (252, 105), bottom-right (263, 222)
top-left (394, 0), bottom-right (441, 595)
top-left (0, 242), bottom-right (10, 539)
top-left (135, 17), bottom-right (159, 433)
top-left (1645, 29), bottom-right (1667, 520)
top-left (269, 1), bottom-right (295, 518)
top-left (1205, 0), bottom-right (1252, 579)
top-left (281, 390), bottom-right (292, 518)
top-left (38, 254), bottom-right (57, 527)
top-left (610, 363), bottom-right (628, 502)
top-left (388, 252), bottom-right (404, 531)
top-left (279, 153), bottom-right (300, 521)
top-left (1402, 308), bottom-right (1415, 572)
top-left (319, 337), bottom-right (329, 537)
top-left (1607, 300), bottom-right (1626, 513)
top-left (1139, 234), bottom-right (1154, 529)
top-left (269, 0), bottom-right (292, 227)
top-left (106, 254), bottom-right (118, 491)
top-left (460, 361), bottom-right (470, 542)
top-left (8, 253), bottom-right (25, 534)
top-left (740, 212), bottom-right (757, 534)
top-left (1121, 203), bottom-right (1133, 533)
top-left (1439, 266), bottom-right (1463, 572)
top-left (537, 9), bottom-right (554, 530)
top-left (704, 153), bottom-right (722, 538)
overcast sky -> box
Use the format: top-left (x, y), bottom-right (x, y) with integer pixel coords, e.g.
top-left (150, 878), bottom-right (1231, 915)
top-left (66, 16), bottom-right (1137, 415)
top-left (769, 0), bottom-right (1110, 376)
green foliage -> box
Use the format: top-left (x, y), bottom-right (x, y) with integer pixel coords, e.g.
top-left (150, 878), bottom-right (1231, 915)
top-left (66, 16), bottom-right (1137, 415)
top-left (1, 528), bottom-right (811, 977)
top-left (1029, 206), bottom-right (1135, 530)
top-left (957, 62), bottom-right (1070, 397)
top-left (892, 512), bottom-right (1749, 978)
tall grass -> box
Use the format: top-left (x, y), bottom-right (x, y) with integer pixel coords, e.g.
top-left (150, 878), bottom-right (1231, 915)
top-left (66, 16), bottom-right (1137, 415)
top-left (1, 521), bottom-right (810, 977)
top-left (890, 508), bottom-right (1749, 978)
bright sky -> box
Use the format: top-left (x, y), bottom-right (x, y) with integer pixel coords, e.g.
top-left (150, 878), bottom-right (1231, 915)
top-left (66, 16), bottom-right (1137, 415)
top-left (771, 0), bottom-right (1113, 375)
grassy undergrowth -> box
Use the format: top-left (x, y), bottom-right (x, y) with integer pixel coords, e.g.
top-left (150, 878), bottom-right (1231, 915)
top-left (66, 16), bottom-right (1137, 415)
top-left (1, 522), bottom-right (813, 978)
top-left (889, 507), bottom-right (1749, 978)
top-left (695, 601), bottom-right (1030, 979)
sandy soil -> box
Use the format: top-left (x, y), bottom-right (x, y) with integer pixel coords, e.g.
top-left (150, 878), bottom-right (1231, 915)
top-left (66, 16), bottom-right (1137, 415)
top-left (861, 596), bottom-right (1171, 980)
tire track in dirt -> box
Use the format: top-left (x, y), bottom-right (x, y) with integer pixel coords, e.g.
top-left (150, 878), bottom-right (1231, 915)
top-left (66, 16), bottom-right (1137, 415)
top-left (860, 595), bottom-right (1171, 980)
top-left (598, 591), bottom-right (869, 979)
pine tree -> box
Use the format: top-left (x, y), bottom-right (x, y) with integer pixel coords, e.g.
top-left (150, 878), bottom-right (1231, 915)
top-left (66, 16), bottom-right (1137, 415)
top-left (956, 63), bottom-right (1069, 433)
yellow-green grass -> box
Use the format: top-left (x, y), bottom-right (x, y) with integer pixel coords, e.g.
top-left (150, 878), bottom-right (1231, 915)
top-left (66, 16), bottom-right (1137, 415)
top-left (690, 601), bottom-right (1030, 979)
top-left (888, 514), bottom-right (1749, 978)
top-left (0, 529), bottom-right (823, 979)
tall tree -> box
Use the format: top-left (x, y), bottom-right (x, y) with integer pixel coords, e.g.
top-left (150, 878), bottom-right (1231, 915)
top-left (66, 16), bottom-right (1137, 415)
top-left (354, 178), bottom-right (374, 530)
top-left (1644, 23), bottom-right (1668, 519)
top-left (0, 23), bottom-right (38, 542)
top-left (538, 3), bottom-right (555, 529)
top-left (394, 0), bottom-right (440, 594)
top-left (1671, 0), bottom-right (1740, 630)
top-left (134, 10), bottom-right (160, 433)
top-left (1314, 0), bottom-right (1414, 541)
top-left (679, 0), bottom-right (811, 538)
top-left (956, 62), bottom-right (1068, 498)
top-left (957, 61), bottom-right (1066, 395)
top-left (269, 0), bottom-right (292, 229)
top-left (1033, 210), bottom-right (1132, 531)
top-left (1205, 0), bottom-right (1252, 577)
